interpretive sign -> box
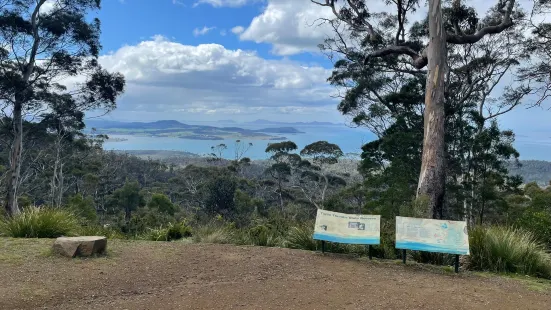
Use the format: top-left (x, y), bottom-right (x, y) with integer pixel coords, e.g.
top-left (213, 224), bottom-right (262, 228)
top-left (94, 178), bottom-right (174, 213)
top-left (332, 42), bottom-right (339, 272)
top-left (313, 209), bottom-right (380, 245)
top-left (395, 216), bottom-right (470, 255)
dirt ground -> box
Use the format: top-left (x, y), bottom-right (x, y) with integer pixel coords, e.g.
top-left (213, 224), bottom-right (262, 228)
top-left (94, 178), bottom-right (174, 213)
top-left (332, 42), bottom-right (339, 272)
top-left (1, 238), bottom-right (551, 310)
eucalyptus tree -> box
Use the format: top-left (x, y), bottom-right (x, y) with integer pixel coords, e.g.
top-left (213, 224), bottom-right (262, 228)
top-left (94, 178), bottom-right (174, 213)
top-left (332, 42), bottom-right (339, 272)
top-left (311, 0), bottom-right (542, 217)
top-left (0, 0), bottom-right (125, 215)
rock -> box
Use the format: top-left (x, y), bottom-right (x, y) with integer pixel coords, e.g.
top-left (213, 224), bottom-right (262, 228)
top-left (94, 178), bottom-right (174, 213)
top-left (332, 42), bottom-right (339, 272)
top-left (53, 236), bottom-right (107, 258)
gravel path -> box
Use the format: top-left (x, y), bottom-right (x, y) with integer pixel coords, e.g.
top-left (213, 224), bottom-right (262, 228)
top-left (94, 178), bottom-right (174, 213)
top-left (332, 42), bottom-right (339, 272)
top-left (1, 239), bottom-right (550, 310)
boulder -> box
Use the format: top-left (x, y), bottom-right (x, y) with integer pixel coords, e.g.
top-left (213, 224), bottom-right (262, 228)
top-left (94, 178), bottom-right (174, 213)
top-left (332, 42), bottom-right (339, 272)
top-left (53, 236), bottom-right (107, 258)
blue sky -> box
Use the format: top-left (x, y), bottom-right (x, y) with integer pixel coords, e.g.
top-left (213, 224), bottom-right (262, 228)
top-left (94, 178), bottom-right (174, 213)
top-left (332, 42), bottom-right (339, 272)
top-left (69, 0), bottom-right (551, 161)
top-left (86, 0), bottom-right (344, 123)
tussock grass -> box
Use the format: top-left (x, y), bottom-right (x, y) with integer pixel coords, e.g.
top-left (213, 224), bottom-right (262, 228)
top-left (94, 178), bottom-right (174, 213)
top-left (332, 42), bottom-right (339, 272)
top-left (284, 223), bottom-right (317, 251)
top-left (0, 207), bottom-right (80, 238)
top-left (467, 226), bottom-right (551, 279)
top-left (192, 223), bottom-right (236, 244)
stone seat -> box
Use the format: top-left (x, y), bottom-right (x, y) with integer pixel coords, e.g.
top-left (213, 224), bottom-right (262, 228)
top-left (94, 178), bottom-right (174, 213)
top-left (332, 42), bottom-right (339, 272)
top-left (53, 236), bottom-right (107, 258)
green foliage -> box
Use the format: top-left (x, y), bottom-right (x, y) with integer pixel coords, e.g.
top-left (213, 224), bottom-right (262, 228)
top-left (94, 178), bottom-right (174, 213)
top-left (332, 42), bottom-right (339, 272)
top-left (400, 195), bottom-right (431, 219)
top-left (467, 226), bottom-right (551, 279)
top-left (0, 207), bottom-right (80, 238)
top-left (205, 174), bottom-right (237, 217)
top-left (78, 225), bottom-right (126, 239)
top-left (67, 194), bottom-right (97, 223)
top-left (243, 225), bottom-right (282, 247)
top-left (18, 196), bottom-right (33, 209)
top-left (147, 193), bottom-right (178, 215)
top-left (409, 251), bottom-right (455, 265)
top-left (284, 223), bottom-right (317, 251)
top-left (300, 141), bottom-right (344, 165)
top-left (144, 222), bottom-right (192, 242)
top-left (108, 180), bottom-right (146, 223)
top-left (125, 207), bottom-right (176, 235)
top-left (192, 221), bottom-right (237, 244)
top-left (516, 210), bottom-right (551, 246)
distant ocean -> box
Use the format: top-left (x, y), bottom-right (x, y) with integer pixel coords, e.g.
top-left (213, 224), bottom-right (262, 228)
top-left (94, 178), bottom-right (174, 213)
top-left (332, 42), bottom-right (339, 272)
top-left (101, 121), bottom-right (551, 161)
top-left (102, 121), bottom-right (375, 160)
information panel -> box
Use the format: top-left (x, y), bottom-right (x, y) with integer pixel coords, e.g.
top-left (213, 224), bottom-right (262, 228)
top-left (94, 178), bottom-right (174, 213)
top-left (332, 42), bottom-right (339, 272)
top-left (313, 209), bottom-right (380, 245)
top-left (395, 216), bottom-right (470, 255)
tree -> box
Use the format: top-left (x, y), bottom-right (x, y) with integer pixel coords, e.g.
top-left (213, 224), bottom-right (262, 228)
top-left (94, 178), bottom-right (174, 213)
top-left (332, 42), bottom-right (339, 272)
top-left (0, 0), bottom-right (125, 216)
top-left (108, 180), bottom-right (145, 223)
top-left (204, 174), bottom-right (237, 218)
top-left (298, 141), bottom-right (345, 209)
top-left (311, 0), bottom-right (532, 217)
top-left (147, 193), bottom-right (178, 216)
top-left (264, 141), bottom-right (300, 211)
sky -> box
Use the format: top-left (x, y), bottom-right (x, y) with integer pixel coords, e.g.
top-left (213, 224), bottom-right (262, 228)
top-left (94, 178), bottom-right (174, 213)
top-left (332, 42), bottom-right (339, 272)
top-left (72, 0), bottom-right (551, 132)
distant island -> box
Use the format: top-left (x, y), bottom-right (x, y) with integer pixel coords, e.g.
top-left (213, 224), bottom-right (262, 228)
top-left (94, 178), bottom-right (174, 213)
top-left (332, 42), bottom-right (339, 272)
top-left (246, 119), bottom-right (339, 126)
top-left (85, 120), bottom-right (305, 141)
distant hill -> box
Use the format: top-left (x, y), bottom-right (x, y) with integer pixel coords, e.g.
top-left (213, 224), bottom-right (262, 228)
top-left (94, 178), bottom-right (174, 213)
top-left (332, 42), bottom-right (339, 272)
top-left (84, 119), bottom-right (303, 141)
top-left (247, 119), bottom-right (338, 126)
top-left (508, 160), bottom-right (551, 186)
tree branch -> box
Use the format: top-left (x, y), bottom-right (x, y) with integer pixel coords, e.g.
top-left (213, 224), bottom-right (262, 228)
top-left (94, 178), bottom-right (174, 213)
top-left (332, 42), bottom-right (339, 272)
top-left (447, 0), bottom-right (516, 44)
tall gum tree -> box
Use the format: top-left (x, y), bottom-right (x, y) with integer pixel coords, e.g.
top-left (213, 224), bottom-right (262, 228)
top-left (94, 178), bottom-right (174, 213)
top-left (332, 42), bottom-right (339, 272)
top-left (311, 0), bottom-right (542, 218)
top-left (0, 0), bottom-right (125, 216)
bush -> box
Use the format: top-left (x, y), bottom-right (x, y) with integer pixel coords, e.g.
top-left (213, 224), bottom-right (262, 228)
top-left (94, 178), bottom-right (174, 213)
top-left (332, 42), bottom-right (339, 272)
top-left (144, 222), bottom-right (192, 241)
top-left (67, 194), bottom-right (97, 224)
top-left (515, 209), bottom-right (551, 246)
top-left (284, 223), bottom-right (317, 251)
top-left (243, 225), bottom-right (282, 247)
top-left (0, 207), bottom-right (80, 238)
top-left (467, 226), bottom-right (551, 278)
top-left (409, 251), bottom-right (455, 265)
top-left (192, 222), bottom-right (236, 244)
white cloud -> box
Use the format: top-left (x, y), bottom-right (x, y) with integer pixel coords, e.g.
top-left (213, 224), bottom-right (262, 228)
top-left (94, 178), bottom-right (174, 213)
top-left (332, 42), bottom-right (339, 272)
top-left (193, 26), bottom-right (216, 36)
top-left (193, 0), bottom-right (257, 8)
top-left (238, 0), bottom-right (539, 56)
top-left (220, 29), bottom-right (227, 36)
top-left (95, 35), bottom-right (338, 121)
top-left (39, 0), bottom-right (57, 14)
top-left (172, 0), bottom-right (185, 6)
top-left (239, 0), bottom-right (335, 56)
top-left (231, 26), bottom-right (245, 34)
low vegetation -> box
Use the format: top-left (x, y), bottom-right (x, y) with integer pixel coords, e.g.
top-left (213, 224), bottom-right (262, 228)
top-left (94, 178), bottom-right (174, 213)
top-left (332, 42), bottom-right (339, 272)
top-left (468, 226), bottom-right (551, 278)
top-left (0, 207), bottom-right (80, 238)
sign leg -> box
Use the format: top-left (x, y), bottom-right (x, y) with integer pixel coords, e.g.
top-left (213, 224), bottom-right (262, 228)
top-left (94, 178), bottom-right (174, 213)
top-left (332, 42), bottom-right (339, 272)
top-left (455, 254), bottom-right (460, 273)
top-left (368, 245), bottom-right (372, 260)
top-left (321, 241), bottom-right (325, 254)
top-left (402, 249), bottom-right (406, 264)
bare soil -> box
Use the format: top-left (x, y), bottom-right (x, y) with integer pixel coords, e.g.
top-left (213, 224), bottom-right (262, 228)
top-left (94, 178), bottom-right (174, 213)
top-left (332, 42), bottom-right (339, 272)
top-left (1, 238), bottom-right (551, 310)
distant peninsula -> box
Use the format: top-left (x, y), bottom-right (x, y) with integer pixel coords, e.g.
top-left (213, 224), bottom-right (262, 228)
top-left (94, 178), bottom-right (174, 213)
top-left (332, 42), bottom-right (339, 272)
top-left (85, 120), bottom-right (304, 141)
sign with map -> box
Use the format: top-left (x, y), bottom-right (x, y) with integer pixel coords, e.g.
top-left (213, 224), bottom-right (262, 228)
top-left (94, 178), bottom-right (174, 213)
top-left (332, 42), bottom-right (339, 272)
top-left (395, 216), bottom-right (470, 255)
top-left (313, 210), bottom-right (380, 245)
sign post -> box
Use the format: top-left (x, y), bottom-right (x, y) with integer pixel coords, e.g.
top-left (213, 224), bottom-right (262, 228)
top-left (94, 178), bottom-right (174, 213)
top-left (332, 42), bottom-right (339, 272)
top-left (313, 210), bottom-right (381, 256)
top-left (395, 216), bottom-right (470, 273)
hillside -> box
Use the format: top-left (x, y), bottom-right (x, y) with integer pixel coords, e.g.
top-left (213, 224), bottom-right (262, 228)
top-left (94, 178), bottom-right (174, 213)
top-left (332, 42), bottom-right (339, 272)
top-left (507, 160), bottom-right (551, 185)
top-left (114, 150), bottom-right (551, 185)
top-left (2, 239), bottom-right (550, 310)
top-left (85, 120), bottom-right (304, 141)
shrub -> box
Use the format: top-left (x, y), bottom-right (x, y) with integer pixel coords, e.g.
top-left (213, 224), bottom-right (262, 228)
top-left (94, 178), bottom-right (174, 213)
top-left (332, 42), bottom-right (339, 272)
top-left (467, 226), bottom-right (551, 278)
top-left (192, 222), bottom-right (236, 244)
top-left (515, 209), bottom-right (551, 246)
top-left (0, 207), bottom-right (80, 238)
top-left (409, 251), bottom-right (455, 265)
top-left (284, 223), bottom-right (317, 251)
top-left (144, 222), bottom-right (192, 241)
top-left (67, 194), bottom-right (97, 224)
top-left (243, 225), bottom-right (282, 247)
